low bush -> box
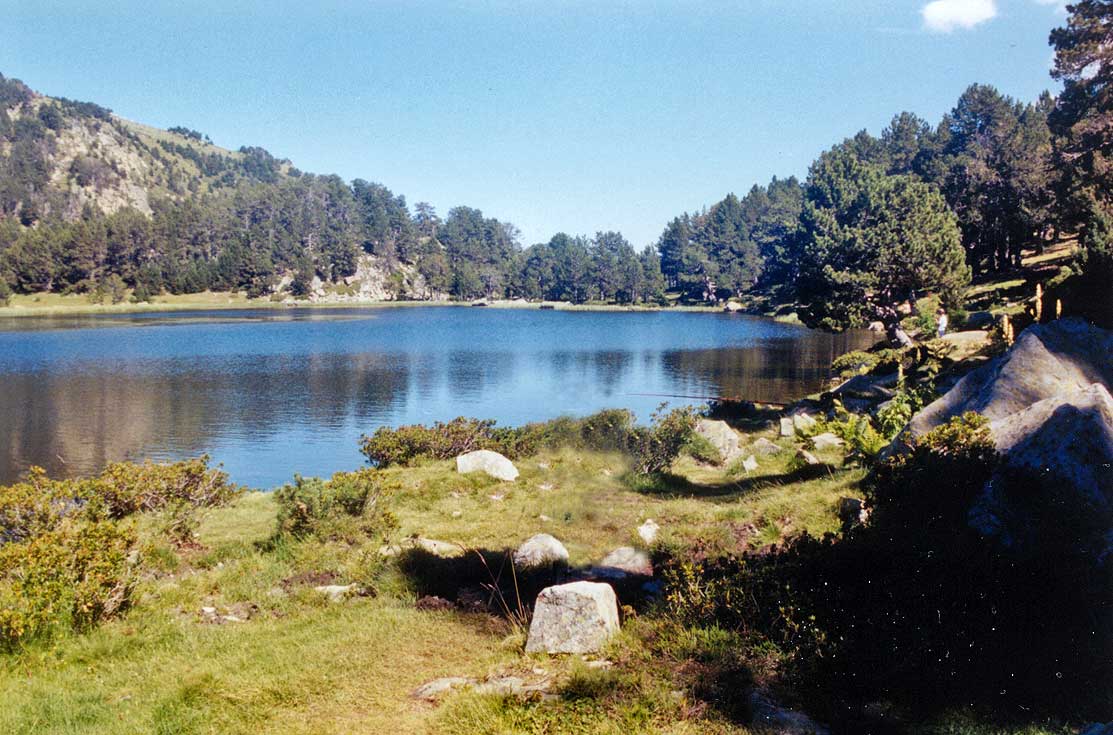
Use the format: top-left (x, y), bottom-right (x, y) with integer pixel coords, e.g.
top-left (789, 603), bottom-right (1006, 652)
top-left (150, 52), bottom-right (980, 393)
top-left (627, 405), bottom-right (698, 475)
top-left (90, 456), bottom-right (240, 543)
top-left (360, 408), bottom-right (683, 474)
top-left (658, 413), bottom-right (1110, 722)
top-left (273, 468), bottom-right (397, 544)
top-left (0, 457), bottom-right (238, 649)
top-left (0, 520), bottom-right (137, 651)
top-left (360, 417), bottom-right (496, 467)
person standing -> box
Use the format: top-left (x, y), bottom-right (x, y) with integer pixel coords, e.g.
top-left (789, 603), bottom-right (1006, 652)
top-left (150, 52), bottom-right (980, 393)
top-left (936, 307), bottom-right (948, 338)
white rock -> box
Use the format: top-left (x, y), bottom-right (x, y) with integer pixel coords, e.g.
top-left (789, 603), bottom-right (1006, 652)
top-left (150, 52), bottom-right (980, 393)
top-left (750, 437), bottom-right (783, 455)
top-left (415, 538), bottom-right (464, 556)
top-left (795, 449), bottom-right (820, 466)
top-left (792, 412), bottom-right (818, 433)
top-left (779, 417), bottom-right (795, 437)
top-left (525, 582), bottom-right (620, 654)
top-left (513, 533), bottom-right (569, 569)
top-left (456, 449), bottom-right (520, 481)
top-left (741, 455), bottom-right (759, 472)
top-left (637, 519), bottom-right (660, 544)
top-left (811, 432), bottom-right (844, 449)
top-left (412, 676), bottom-right (474, 700)
top-left (594, 546), bottom-right (652, 578)
top-left (315, 584), bottom-right (357, 602)
top-left (696, 419), bottom-right (743, 463)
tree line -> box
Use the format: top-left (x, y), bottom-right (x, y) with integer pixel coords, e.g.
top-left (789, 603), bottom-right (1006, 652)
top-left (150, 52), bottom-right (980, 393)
top-left (0, 1), bottom-right (1110, 328)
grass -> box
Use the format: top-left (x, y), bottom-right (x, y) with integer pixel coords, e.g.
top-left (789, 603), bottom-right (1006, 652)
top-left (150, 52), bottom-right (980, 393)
top-left (0, 432), bottom-right (1072, 734)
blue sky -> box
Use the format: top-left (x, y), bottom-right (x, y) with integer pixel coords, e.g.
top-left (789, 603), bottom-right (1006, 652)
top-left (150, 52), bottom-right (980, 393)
top-left (4, 1), bottom-right (1068, 247)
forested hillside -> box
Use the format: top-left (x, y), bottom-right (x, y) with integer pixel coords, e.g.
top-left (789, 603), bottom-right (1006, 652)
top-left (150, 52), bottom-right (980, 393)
top-left (1, 1), bottom-right (1110, 328)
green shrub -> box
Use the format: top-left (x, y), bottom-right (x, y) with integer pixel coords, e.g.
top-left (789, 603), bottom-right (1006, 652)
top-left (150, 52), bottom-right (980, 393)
top-left (0, 520), bottom-right (137, 650)
top-left (274, 468), bottom-right (396, 543)
top-left (360, 417), bottom-right (495, 467)
top-left (627, 405), bottom-right (698, 475)
top-left (830, 350), bottom-right (879, 377)
top-left (87, 456), bottom-right (240, 544)
top-left (868, 411), bottom-right (996, 510)
top-left (0, 278), bottom-right (11, 306)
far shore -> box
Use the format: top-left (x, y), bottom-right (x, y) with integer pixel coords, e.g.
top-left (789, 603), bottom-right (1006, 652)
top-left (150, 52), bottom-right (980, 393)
top-left (0, 291), bottom-right (804, 323)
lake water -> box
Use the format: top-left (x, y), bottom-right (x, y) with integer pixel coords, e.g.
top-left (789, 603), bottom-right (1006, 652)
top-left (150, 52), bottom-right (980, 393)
top-left (0, 307), bottom-right (875, 488)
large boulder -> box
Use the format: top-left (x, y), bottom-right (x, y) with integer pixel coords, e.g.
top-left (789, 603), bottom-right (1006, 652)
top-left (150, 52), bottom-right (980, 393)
top-left (905, 319), bottom-right (1113, 559)
top-left (456, 449), bottom-right (520, 481)
top-left (525, 581), bottom-right (620, 654)
top-left (909, 318), bottom-right (1113, 437)
top-left (970, 383), bottom-right (1113, 557)
top-left (695, 419), bottom-right (743, 463)
top-left (513, 533), bottom-right (569, 569)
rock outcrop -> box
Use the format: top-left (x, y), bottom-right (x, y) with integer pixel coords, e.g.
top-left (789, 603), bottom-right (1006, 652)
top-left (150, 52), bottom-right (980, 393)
top-left (456, 450), bottom-right (520, 481)
top-left (525, 581), bottom-right (620, 654)
top-left (906, 319), bottom-right (1113, 559)
top-left (909, 318), bottom-right (1113, 436)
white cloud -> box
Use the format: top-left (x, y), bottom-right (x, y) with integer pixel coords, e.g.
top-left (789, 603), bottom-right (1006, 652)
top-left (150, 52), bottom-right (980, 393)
top-left (921, 0), bottom-right (998, 33)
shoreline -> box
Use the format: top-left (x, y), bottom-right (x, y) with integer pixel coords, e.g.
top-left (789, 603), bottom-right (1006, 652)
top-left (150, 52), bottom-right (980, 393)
top-left (0, 291), bottom-right (802, 323)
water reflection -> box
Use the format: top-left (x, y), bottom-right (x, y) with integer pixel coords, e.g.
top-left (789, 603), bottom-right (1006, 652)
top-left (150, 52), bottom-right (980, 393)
top-left (0, 308), bottom-right (876, 487)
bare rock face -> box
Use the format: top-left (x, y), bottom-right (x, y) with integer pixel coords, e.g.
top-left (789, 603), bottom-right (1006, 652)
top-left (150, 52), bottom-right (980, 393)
top-left (525, 581), bottom-right (620, 654)
top-left (695, 419), bottom-right (743, 463)
top-left (513, 533), bottom-right (569, 569)
top-left (971, 383), bottom-right (1113, 558)
top-left (456, 449), bottom-right (519, 481)
top-left (909, 318), bottom-right (1113, 437)
top-left (905, 319), bottom-right (1113, 560)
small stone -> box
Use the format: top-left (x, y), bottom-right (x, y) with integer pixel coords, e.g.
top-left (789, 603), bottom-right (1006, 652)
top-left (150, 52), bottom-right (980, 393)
top-left (489, 493), bottom-right (505, 501)
top-left (538, 462), bottom-right (551, 470)
top-left (412, 677), bottom-right (474, 700)
top-left (779, 417), bottom-right (795, 437)
top-left (795, 449), bottom-right (820, 466)
top-left (750, 437), bottom-right (783, 455)
top-left (315, 584), bottom-right (357, 602)
top-left (585, 660), bottom-right (613, 669)
top-left (637, 519), bottom-right (660, 544)
top-left (539, 483), bottom-right (555, 491)
top-left (513, 533), bottom-right (569, 569)
top-left (741, 455), bottom-right (758, 472)
top-left (792, 412), bottom-right (817, 433)
top-left (200, 606), bottom-right (217, 615)
top-left (811, 432), bottom-right (845, 449)
top-left (594, 546), bottom-right (652, 578)
top-left (539, 514), bottom-right (553, 522)
top-left (451, 510), bottom-right (463, 518)
top-left (474, 676), bottom-right (525, 696)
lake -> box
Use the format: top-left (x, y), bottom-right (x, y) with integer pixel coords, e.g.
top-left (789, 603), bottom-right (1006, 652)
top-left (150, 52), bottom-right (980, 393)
top-left (0, 307), bottom-right (875, 488)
